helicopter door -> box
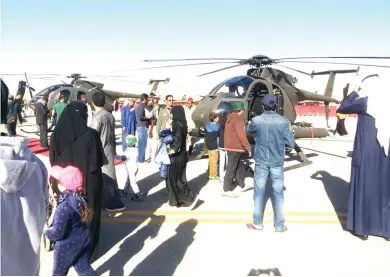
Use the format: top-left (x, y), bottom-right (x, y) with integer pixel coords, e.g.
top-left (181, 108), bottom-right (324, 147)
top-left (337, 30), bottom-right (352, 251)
top-left (244, 80), bottom-right (270, 122)
top-left (47, 89), bottom-right (62, 110)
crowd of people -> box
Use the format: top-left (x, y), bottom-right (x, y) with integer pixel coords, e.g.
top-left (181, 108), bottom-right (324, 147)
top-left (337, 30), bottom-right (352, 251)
top-left (1, 73), bottom-right (389, 275)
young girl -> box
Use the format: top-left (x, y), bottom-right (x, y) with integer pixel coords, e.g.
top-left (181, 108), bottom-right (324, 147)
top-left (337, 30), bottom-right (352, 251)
top-left (118, 135), bottom-right (144, 201)
top-left (44, 165), bottom-right (97, 276)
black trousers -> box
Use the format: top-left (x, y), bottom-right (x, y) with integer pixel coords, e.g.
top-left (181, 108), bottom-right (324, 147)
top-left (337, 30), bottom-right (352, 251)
top-left (18, 111), bottom-right (23, 125)
top-left (7, 122), bottom-right (17, 136)
top-left (39, 124), bottom-right (48, 147)
top-left (223, 151), bottom-right (243, 192)
top-left (334, 118), bottom-right (348, 136)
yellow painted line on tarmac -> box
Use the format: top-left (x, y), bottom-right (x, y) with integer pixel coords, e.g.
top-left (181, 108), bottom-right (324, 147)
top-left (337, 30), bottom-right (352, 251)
top-left (102, 210), bottom-right (347, 217)
top-left (101, 210), bottom-right (346, 224)
top-left (102, 217), bottom-right (345, 224)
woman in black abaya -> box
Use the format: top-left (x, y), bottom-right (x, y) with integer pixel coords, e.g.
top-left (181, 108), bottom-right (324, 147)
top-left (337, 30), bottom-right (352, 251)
top-left (49, 101), bottom-right (106, 255)
top-left (166, 106), bottom-right (198, 209)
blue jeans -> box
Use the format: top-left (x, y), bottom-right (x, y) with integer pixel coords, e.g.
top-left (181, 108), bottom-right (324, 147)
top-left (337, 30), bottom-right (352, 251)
top-left (253, 163), bottom-right (285, 230)
top-left (137, 127), bottom-right (148, 163)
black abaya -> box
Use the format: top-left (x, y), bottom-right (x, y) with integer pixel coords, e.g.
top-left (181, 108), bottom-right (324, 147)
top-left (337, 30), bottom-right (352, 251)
top-left (166, 106), bottom-right (197, 207)
top-left (1, 79), bottom-right (9, 124)
top-left (49, 102), bottom-right (106, 254)
top-left (338, 92), bottom-right (390, 238)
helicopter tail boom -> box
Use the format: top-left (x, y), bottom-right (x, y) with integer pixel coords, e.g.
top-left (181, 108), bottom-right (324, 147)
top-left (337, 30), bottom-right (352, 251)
top-left (312, 67), bottom-right (359, 127)
top-left (297, 89), bottom-right (340, 104)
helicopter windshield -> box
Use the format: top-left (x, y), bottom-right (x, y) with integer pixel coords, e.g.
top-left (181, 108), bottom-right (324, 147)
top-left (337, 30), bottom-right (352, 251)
top-left (209, 76), bottom-right (255, 98)
top-left (35, 84), bottom-right (72, 97)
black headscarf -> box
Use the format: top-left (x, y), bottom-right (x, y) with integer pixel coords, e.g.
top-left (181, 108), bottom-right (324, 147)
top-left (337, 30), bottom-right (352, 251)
top-left (52, 101), bottom-right (89, 154)
top-left (1, 79), bottom-right (9, 124)
top-left (171, 105), bottom-right (187, 130)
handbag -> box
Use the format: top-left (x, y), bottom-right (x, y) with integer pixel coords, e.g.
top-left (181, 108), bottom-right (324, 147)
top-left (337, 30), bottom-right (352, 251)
top-left (155, 144), bottom-right (171, 165)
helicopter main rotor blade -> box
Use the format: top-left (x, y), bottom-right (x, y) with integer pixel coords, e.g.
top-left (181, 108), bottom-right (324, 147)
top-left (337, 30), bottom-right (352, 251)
top-left (275, 65), bottom-right (313, 77)
top-left (27, 76), bottom-right (57, 80)
top-left (197, 64), bottom-right (246, 77)
top-left (143, 58), bottom-right (244, 62)
top-left (0, 73), bottom-right (61, 76)
top-left (109, 61), bottom-right (239, 73)
top-left (273, 56), bottom-right (390, 61)
top-left (280, 60), bottom-right (390, 69)
top-left (93, 74), bottom-right (139, 78)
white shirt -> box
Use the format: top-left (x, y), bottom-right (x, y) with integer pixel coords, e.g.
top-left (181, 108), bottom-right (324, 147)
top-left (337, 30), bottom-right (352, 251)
top-left (123, 147), bottom-right (138, 169)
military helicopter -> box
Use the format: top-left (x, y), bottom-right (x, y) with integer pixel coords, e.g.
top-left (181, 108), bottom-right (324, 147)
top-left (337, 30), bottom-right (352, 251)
top-left (0, 73), bottom-right (147, 112)
top-left (27, 73), bottom-right (149, 112)
top-left (142, 55), bottom-right (390, 169)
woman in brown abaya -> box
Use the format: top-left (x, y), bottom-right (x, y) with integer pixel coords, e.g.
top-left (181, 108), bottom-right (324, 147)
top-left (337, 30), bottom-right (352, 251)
top-left (165, 105), bottom-right (198, 209)
top-left (49, 101), bottom-right (106, 256)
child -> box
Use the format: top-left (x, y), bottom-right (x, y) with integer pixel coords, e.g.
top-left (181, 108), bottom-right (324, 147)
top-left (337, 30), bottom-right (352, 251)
top-left (44, 165), bottom-right (97, 276)
top-left (205, 112), bottom-right (220, 180)
top-left (120, 135), bottom-right (144, 201)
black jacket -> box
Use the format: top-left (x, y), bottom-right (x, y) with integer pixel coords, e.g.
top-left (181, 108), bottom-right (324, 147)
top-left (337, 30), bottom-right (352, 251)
top-left (1, 79), bottom-right (9, 124)
top-left (7, 100), bottom-right (20, 116)
top-left (135, 102), bottom-right (149, 128)
top-left (35, 102), bottom-right (49, 125)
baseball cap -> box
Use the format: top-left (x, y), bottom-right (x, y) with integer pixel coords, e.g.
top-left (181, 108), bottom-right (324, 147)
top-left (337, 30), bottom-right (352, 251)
top-left (125, 134), bottom-right (137, 147)
top-left (187, 97), bottom-right (193, 103)
top-left (232, 101), bottom-right (247, 111)
top-left (261, 94), bottom-right (277, 106)
top-left (50, 166), bottom-right (83, 191)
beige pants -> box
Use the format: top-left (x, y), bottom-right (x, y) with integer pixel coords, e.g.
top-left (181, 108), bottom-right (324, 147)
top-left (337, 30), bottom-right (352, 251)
top-left (208, 150), bottom-right (219, 177)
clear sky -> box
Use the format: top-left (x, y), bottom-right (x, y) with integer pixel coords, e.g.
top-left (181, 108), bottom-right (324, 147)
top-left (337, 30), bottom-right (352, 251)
top-left (1, 0), bottom-right (390, 98)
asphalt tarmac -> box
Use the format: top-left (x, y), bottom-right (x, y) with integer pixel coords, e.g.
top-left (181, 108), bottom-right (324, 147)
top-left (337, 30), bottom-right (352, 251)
top-left (11, 113), bottom-right (390, 276)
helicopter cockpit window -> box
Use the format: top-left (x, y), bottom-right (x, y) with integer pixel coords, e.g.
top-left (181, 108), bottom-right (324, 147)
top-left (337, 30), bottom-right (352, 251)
top-left (209, 76), bottom-right (254, 98)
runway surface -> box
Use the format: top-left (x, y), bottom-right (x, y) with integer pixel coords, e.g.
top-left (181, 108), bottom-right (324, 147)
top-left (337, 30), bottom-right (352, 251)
top-left (12, 113), bottom-right (390, 276)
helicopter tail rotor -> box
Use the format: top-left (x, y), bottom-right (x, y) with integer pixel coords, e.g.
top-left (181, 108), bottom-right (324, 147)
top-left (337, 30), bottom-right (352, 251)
top-left (24, 73), bottom-right (36, 99)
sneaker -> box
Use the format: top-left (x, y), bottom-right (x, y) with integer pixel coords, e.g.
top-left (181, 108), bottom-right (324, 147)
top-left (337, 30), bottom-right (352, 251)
top-left (247, 223), bottom-right (264, 231)
top-left (275, 225), bottom-right (288, 232)
top-left (222, 191), bottom-right (239, 198)
top-left (105, 206), bottom-right (126, 212)
top-left (131, 193), bottom-right (144, 202)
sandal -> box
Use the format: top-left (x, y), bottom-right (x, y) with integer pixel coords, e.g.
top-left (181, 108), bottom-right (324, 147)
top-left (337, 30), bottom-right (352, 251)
top-left (246, 223), bottom-right (263, 231)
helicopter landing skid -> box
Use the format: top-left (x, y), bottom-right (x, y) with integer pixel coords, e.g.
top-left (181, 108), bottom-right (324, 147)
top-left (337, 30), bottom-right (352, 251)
top-left (242, 143), bottom-right (312, 176)
top-left (284, 144), bottom-right (313, 171)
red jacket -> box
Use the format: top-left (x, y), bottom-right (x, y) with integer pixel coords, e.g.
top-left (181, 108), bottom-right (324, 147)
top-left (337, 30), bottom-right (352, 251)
top-left (223, 113), bottom-right (251, 152)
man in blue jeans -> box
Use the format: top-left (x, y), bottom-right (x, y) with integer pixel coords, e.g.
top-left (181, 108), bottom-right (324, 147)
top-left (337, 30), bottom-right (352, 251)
top-left (135, 93), bottom-right (151, 163)
top-left (246, 94), bottom-right (295, 232)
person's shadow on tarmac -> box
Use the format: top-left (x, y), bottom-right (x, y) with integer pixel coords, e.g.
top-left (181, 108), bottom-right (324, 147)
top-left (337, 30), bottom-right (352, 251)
top-left (311, 170), bottom-right (349, 229)
top-left (129, 219), bottom-right (198, 276)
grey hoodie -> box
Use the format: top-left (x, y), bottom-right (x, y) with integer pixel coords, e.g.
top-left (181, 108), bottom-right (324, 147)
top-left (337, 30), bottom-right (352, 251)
top-left (0, 136), bottom-right (49, 276)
